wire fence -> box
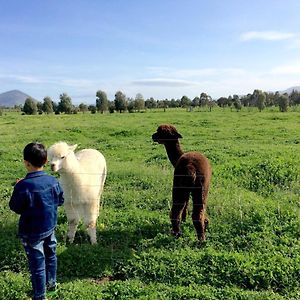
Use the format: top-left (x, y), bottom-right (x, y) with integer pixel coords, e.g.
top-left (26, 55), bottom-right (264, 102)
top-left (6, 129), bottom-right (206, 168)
top-left (1, 165), bottom-right (300, 285)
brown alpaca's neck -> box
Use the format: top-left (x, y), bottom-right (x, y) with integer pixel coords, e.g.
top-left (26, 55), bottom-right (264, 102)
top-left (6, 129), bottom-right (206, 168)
top-left (164, 141), bottom-right (184, 167)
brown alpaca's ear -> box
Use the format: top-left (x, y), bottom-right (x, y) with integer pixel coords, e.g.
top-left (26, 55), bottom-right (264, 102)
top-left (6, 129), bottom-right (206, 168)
top-left (176, 132), bottom-right (183, 139)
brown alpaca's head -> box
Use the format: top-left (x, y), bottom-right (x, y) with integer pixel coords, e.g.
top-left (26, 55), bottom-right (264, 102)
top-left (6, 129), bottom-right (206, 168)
top-left (152, 124), bottom-right (182, 144)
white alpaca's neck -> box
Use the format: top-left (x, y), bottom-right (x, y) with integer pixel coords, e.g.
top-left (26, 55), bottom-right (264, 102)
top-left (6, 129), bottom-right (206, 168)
top-left (59, 153), bottom-right (82, 182)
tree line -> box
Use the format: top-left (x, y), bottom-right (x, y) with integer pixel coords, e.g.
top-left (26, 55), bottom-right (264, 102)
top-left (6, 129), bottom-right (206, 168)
top-left (9, 89), bottom-right (300, 115)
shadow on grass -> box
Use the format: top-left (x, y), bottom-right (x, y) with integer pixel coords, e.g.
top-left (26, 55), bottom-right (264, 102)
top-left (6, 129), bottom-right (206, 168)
top-left (0, 222), bottom-right (28, 273)
top-left (1, 209), bottom-right (169, 280)
top-left (57, 223), bottom-right (166, 283)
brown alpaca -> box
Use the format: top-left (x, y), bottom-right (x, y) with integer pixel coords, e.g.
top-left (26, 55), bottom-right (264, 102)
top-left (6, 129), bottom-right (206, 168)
top-left (152, 124), bottom-right (211, 241)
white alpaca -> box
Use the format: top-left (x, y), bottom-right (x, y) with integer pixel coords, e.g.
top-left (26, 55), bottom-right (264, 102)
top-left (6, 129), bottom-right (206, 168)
top-left (47, 142), bottom-right (107, 244)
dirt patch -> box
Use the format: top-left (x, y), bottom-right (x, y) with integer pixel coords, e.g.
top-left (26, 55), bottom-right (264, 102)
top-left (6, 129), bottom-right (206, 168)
top-left (91, 276), bottom-right (114, 285)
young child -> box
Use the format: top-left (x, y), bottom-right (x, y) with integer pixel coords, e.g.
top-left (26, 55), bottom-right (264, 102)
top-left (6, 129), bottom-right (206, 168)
top-left (9, 142), bottom-right (64, 300)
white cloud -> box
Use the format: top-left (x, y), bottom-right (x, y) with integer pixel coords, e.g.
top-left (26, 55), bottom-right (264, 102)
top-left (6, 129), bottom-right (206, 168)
top-left (146, 67), bottom-right (217, 78)
top-left (1, 63), bottom-right (300, 102)
top-left (287, 38), bottom-right (300, 49)
top-left (0, 72), bottom-right (97, 88)
top-left (60, 78), bottom-right (95, 88)
top-left (240, 31), bottom-right (297, 41)
top-left (145, 67), bottom-right (246, 79)
top-left (270, 64), bottom-right (300, 75)
top-left (132, 78), bottom-right (197, 87)
top-left (132, 64), bottom-right (300, 99)
top-left (0, 74), bottom-right (43, 84)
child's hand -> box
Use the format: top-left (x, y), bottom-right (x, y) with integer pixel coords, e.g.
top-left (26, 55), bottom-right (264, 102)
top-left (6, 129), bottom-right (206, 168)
top-left (12, 178), bottom-right (24, 186)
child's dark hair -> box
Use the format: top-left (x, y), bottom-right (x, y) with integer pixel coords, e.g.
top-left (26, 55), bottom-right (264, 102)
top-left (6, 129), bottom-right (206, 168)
top-left (23, 142), bottom-right (47, 167)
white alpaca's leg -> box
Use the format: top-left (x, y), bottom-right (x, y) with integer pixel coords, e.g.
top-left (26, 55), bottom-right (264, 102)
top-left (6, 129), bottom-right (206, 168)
top-left (65, 203), bottom-right (80, 243)
top-left (87, 221), bottom-right (97, 245)
top-left (67, 219), bottom-right (79, 243)
top-left (83, 202), bottom-right (99, 244)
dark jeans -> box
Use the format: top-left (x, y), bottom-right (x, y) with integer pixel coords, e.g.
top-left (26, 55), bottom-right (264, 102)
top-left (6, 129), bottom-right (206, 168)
top-left (21, 231), bottom-right (57, 300)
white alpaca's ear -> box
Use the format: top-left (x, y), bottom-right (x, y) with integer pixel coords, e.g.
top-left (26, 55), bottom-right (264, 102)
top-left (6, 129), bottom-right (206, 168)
top-left (69, 144), bottom-right (78, 152)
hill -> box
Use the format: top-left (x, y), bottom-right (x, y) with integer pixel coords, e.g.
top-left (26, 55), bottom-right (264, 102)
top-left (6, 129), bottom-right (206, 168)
top-left (0, 90), bottom-right (37, 107)
top-left (280, 86), bottom-right (300, 94)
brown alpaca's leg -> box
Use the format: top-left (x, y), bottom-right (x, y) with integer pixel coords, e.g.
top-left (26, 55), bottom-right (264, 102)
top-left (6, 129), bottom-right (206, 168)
top-left (181, 202), bottom-right (188, 222)
top-left (203, 186), bottom-right (209, 232)
top-left (170, 186), bottom-right (189, 238)
top-left (191, 186), bottom-right (207, 242)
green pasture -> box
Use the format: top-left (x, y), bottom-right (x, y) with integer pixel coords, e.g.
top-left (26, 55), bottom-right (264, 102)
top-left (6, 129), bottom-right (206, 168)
top-left (0, 108), bottom-right (299, 299)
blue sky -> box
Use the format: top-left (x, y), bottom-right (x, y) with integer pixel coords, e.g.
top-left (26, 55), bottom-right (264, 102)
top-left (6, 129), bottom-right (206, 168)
top-left (1, 0), bottom-right (300, 104)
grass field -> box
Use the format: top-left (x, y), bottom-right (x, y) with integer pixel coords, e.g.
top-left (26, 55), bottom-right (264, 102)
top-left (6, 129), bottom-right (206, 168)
top-left (0, 108), bottom-right (299, 299)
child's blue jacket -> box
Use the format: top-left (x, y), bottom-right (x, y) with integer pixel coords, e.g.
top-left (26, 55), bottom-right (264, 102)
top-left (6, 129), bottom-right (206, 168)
top-left (9, 171), bottom-right (64, 240)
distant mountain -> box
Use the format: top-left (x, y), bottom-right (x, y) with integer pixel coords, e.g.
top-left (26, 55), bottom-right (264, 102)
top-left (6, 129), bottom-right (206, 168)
top-left (280, 86), bottom-right (300, 94)
top-left (0, 90), bottom-right (38, 107)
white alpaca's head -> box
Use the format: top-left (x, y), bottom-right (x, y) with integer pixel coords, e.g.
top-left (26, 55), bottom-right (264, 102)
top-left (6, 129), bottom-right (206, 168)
top-left (47, 142), bottom-right (77, 172)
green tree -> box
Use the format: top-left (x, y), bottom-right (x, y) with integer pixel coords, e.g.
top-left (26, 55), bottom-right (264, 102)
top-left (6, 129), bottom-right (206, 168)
top-left (145, 97), bottom-right (157, 109)
top-left (289, 90), bottom-right (300, 106)
top-left (278, 95), bottom-right (289, 112)
top-left (157, 99), bottom-right (168, 111)
top-left (208, 99), bottom-right (215, 111)
top-left (265, 92), bottom-right (274, 107)
top-left (37, 101), bottom-right (43, 114)
top-left (88, 104), bottom-right (97, 114)
top-left (200, 92), bottom-right (211, 108)
top-left (252, 90), bottom-right (266, 111)
top-left (96, 90), bottom-right (108, 113)
top-left (72, 106), bottom-right (79, 114)
top-left (180, 95), bottom-right (191, 108)
top-left (23, 97), bottom-right (38, 115)
top-left (127, 99), bottom-right (135, 113)
top-left (241, 94), bottom-right (252, 107)
top-left (108, 101), bottom-right (115, 113)
top-left (217, 97), bottom-right (228, 108)
top-left (257, 92), bottom-right (266, 111)
top-left (192, 97), bottom-right (200, 108)
top-left (42, 96), bottom-right (54, 114)
top-left (52, 101), bottom-right (59, 114)
top-left (58, 93), bottom-right (73, 114)
top-left (79, 103), bottom-right (88, 113)
top-left (169, 98), bottom-right (180, 108)
top-left (233, 96), bottom-right (242, 111)
top-left (114, 91), bottom-right (127, 113)
top-left (14, 104), bottom-right (23, 112)
top-left (134, 93), bottom-right (145, 111)
top-left (227, 95), bottom-right (233, 110)
top-left (272, 91), bottom-right (279, 106)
